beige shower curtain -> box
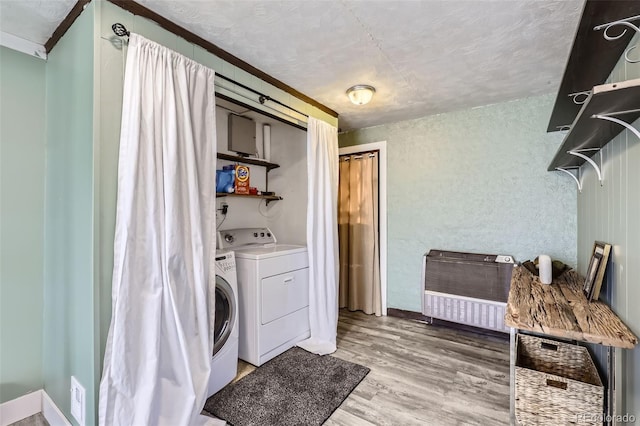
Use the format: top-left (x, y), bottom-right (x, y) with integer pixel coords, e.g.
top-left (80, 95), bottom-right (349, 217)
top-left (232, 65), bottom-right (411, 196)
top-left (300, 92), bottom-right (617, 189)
top-left (338, 152), bottom-right (381, 316)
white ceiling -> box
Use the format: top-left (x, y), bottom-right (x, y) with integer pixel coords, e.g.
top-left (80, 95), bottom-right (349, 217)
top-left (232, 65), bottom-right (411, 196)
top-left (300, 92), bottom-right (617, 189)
top-left (0, 0), bottom-right (585, 131)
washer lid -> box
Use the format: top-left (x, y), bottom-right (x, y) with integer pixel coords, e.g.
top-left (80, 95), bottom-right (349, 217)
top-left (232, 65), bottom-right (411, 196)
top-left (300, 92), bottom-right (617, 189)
top-left (234, 244), bottom-right (307, 260)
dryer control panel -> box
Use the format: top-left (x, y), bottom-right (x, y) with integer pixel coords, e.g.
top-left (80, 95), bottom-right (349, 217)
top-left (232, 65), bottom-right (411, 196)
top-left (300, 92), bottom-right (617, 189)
top-left (217, 228), bottom-right (277, 250)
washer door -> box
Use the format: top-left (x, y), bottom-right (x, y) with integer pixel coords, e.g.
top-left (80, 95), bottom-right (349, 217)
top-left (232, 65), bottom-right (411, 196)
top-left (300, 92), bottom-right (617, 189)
top-left (213, 275), bottom-right (236, 356)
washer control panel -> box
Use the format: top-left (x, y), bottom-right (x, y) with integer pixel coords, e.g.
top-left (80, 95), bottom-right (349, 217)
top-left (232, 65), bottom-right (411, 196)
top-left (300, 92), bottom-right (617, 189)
top-left (215, 251), bottom-right (236, 272)
top-left (217, 228), bottom-right (276, 250)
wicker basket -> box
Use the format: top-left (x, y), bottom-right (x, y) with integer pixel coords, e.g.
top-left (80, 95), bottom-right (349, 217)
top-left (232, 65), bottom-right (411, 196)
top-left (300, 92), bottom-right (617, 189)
top-left (515, 334), bottom-right (603, 425)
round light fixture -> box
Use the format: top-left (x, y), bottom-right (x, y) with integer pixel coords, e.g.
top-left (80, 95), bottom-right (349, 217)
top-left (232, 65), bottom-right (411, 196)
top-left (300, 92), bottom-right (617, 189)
top-left (346, 85), bottom-right (376, 105)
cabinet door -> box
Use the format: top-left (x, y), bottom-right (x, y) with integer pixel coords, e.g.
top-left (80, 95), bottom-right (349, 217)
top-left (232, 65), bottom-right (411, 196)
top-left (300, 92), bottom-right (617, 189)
top-left (261, 268), bottom-right (309, 325)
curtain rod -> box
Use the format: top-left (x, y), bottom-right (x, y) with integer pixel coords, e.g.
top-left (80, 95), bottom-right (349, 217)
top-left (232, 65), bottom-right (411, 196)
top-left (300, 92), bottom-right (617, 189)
top-left (111, 23), bottom-right (309, 119)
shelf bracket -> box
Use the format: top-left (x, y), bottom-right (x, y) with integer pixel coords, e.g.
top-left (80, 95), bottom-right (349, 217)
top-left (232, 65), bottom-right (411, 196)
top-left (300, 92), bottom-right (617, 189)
top-left (567, 148), bottom-right (603, 186)
top-left (594, 15), bottom-right (640, 63)
top-left (592, 112), bottom-right (640, 142)
top-left (555, 167), bottom-right (582, 192)
top-left (568, 91), bottom-right (591, 105)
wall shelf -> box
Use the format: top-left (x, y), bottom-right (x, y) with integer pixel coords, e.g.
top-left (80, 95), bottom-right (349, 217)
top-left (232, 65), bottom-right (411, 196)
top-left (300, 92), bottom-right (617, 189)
top-left (216, 153), bottom-right (282, 204)
top-left (216, 192), bottom-right (283, 204)
top-left (548, 78), bottom-right (640, 171)
top-left (546, 0), bottom-right (640, 132)
top-left (217, 152), bottom-right (280, 171)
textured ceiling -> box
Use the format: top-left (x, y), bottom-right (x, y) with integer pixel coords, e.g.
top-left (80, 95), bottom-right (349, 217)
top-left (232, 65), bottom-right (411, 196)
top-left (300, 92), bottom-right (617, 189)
top-left (1, 0), bottom-right (585, 131)
top-left (0, 0), bottom-right (75, 44)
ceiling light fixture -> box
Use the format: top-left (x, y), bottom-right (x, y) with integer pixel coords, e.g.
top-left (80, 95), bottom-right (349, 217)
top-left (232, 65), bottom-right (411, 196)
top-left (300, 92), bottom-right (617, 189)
top-left (346, 85), bottom-right (376, 105)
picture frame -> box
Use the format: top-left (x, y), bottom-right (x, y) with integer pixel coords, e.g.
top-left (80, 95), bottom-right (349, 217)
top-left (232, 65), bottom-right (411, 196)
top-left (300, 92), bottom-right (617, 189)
top-left (583, 241), bottom-right (612, 301)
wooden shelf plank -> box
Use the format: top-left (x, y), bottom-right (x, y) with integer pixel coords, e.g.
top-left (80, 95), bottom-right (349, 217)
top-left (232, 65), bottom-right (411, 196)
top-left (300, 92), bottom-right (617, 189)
top-left (505, 266), bottom-right (637, 348)
top-left (217, 152), bottom-right (280, 171)
top-left (547, 78), bottom-right (640, 170)
top-left (547, 0), bottom-right (640, 132)
top-left (215, 192), bottom-right (282, 202)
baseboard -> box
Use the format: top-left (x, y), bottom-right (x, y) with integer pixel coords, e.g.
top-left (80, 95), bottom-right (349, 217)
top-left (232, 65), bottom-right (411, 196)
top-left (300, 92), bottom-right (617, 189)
top-left (42, 391), bottom-right (71, 426)
top-left (0, 390), bottom-right (41, 426)
top-left (0, 390), bottom-right (70, 426)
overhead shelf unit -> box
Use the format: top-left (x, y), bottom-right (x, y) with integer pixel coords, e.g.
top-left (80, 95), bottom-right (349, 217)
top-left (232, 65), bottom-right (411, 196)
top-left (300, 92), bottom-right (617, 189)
top-left (548, 79), bottom-right (640, 190)
top-left (546, 0), bottom-right (640, 132)
top-left (216, 153), bottom-right (280, 171)
top-left (216, 153), bottom-right (283, 204)
top-left (215, 193), bottom-right (283, 202)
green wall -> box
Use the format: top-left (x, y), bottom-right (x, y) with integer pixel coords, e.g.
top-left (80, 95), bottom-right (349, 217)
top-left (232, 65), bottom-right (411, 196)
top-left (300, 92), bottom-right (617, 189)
top-left (340, 94), bottom-right (577, 311)
top-left (577, 34), bottom-right (640, 419)
top-left (0, 47), bottom-right (46, 403)
top-left (43, 3), bottom-right (96, 424)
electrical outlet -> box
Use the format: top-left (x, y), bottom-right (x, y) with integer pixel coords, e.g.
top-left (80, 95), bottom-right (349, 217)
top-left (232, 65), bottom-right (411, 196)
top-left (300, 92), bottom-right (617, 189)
top-left (217, 202), bottom-right (229, 220)
top-left (70, 376), bottom-right (85, 426)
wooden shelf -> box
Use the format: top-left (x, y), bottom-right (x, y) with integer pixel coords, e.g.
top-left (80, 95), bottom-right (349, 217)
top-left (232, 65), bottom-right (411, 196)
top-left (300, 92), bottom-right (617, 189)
top-left (215, 192), bottom-right (283, 203)
top-left (547, 0), bottom-right (640, 132)
top-left (217, 153), bottom-right (280, 171)
top-left (548, 78), bottom-right (640, 170)
top-left (505, 266), bottom-right (637, 349)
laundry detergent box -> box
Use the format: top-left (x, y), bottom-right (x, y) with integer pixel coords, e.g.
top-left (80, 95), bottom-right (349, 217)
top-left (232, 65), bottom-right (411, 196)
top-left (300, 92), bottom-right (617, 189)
top-left (234, 164), bottom-right (250, 195)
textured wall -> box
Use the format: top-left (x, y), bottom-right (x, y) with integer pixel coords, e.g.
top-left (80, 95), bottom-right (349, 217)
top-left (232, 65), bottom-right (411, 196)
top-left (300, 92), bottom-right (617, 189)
top-left (0, 47), bottom-right (46, 403)
top-left (43, 4), bottom-right (96, 423)
top-left (577, 34), bottom-right (640, 419)
top-left (340, 94), bottom-right (577, 311)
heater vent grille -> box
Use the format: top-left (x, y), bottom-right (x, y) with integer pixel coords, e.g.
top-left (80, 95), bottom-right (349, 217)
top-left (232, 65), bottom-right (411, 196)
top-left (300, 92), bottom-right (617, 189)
top-left (421, 250), bottom-right (514, 333)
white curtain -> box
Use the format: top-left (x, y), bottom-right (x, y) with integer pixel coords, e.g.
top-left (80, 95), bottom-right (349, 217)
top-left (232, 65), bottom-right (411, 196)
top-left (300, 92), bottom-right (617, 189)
top-left (297, 117), bottom-right (340, 355)
top-left (99, 34), bottom-right (220, 426)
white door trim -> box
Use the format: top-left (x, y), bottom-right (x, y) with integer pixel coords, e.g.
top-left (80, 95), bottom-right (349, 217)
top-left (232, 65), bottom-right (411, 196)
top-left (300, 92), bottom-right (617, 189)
top-left (339, 141), bottom-right (388, 315)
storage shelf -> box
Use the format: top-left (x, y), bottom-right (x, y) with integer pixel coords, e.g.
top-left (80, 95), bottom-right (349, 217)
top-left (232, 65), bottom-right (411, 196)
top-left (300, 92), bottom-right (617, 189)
top-left (216, 192), bottom-right (283, 203)
top-left (547, 0), bottom-right (640, 132)
top-left (547, 78), bottom-right (640, 171)
top-left (217, 153), bottom-right (280, 171)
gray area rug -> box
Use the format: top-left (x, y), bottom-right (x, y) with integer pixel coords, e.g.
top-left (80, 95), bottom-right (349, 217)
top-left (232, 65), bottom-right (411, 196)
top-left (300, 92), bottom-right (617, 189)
top-left (204, 347), bottom-right (370, 425)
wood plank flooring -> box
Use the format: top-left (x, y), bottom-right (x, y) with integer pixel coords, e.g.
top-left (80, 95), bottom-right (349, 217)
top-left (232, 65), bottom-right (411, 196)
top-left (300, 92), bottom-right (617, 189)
top-left (237, 309), bottom-right (510, 425)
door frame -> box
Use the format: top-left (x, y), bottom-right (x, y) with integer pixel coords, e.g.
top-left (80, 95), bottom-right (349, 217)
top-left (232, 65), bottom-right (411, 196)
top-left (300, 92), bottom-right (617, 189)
top-left (338, 141), bottom-right (388, 315)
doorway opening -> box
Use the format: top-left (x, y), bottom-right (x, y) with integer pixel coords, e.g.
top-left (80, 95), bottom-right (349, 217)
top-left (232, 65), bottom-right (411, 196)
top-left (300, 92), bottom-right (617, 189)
top-left (338, 141), bottom-right (387, 315)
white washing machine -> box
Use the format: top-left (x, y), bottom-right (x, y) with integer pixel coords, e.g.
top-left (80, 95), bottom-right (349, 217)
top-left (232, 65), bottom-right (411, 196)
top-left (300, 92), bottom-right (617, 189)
top-left (217, 228), bottom-right (310, 366)
top-left (207, 250), bottom-right (239, 397)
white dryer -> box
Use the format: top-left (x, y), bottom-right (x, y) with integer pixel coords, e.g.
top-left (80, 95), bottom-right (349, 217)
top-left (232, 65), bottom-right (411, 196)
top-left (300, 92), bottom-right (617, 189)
top-left (218, 228), bottom-right (310, 366)
top-left (207, 250), bottom-right (239, 397)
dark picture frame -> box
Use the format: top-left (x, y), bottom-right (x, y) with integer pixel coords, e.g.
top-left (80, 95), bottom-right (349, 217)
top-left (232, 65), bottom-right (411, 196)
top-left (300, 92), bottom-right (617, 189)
top-left (583, 253), bottom-right (601, 299)
top-left (583, 241), bottom-right (612, 301)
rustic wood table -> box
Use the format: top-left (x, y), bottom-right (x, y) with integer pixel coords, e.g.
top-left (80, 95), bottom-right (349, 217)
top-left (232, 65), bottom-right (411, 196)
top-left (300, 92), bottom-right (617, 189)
top-left (505, 266), bottom-right (637, 425)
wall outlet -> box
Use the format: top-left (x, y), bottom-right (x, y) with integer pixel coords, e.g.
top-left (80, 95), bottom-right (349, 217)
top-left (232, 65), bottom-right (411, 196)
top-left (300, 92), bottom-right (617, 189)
top-left (70, 376), bottom-right (85, 426)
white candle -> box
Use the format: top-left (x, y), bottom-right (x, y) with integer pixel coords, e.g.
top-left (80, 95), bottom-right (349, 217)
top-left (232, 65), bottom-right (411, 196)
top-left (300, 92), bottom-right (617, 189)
top-left (539, 255), bottom-right (552, 285)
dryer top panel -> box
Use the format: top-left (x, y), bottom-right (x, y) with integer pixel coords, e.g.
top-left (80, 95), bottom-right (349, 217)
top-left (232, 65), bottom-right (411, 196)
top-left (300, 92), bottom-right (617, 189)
top-left (234, 244), bottom-right (307, 260)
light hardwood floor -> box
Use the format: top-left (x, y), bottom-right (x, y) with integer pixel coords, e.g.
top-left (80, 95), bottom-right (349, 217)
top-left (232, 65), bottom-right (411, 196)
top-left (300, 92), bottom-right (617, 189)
top-left (237, 309), bottom-right (510, 425)
top-left (327, 310), bottom-right (510, 425)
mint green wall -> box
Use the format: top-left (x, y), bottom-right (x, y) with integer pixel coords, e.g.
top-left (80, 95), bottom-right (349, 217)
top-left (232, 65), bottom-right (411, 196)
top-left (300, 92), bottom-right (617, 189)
top-left (577, 34), bottom-right (640, 419)
top-left (43, 3), bottom-right (96, 424)
top-left (340, 94), bottom-right (577, 311)
top-left (0, 47), bottom-right (46, 403)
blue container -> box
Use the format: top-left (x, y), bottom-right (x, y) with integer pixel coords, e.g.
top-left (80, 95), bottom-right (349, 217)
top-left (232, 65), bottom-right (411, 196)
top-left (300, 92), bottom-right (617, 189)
top-left (216, 169), bottom-right (235, 193)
